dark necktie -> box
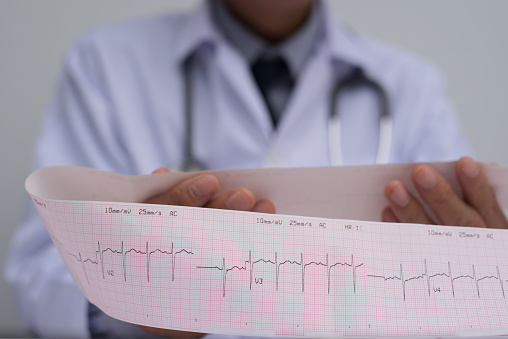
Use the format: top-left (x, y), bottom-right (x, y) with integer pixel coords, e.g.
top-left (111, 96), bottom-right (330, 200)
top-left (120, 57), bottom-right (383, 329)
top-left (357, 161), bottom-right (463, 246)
top-left (251, 55), bottom-right (294, 127)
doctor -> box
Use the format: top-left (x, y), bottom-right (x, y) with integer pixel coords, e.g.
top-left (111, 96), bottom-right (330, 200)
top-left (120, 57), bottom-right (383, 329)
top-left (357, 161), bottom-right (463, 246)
top-left (7, 0), bottom-right (507, 338)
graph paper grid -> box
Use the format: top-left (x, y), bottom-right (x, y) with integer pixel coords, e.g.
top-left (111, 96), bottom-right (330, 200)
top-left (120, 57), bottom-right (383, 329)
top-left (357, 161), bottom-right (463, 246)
top-left (30, 195), bottom-right (508, 337)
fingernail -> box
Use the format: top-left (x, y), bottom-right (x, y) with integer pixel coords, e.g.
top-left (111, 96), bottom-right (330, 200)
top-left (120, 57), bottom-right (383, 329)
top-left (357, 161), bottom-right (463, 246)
top-left (190, 175), bottom-right (218, 198)
top-left (390, 185), bottom-right (409, 207)
top-left (255, 200), bottom-right (276, 214)
top-left (461, 157), bottom-right (479, 179)
top-left (415, 167), bottom-right (436, 190)
top-left (226, 191), bottom-right (251, 210)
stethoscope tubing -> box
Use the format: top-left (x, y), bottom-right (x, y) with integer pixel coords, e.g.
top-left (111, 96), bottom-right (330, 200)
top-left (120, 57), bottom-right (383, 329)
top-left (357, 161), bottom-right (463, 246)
top-left (179, 61), bottom-right (392, 171)
top-left (328, 66), bottom-right (392, 166)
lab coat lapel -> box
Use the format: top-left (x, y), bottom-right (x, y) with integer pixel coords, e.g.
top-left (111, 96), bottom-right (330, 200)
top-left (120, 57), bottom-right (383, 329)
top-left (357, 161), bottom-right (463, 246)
top-left (215, 45), bottom-right (273, 142)
top-left (173, 1), bottom-right (273, 143)
top-left (276, 41), bottom-right (333, 146)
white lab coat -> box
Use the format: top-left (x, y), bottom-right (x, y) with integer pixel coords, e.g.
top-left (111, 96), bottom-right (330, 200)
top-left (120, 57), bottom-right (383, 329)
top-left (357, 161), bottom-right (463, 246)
top-left (6, 1), bottom-right (470, 338)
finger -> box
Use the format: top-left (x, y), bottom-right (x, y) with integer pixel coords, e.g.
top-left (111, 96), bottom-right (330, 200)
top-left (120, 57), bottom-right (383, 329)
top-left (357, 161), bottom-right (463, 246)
top-left (456, 157), bottom-right (508, 229)
top-left (384, 180), bottom-right (433, 224)
top-left (145, 174), bottom-right (219, 207)
top-left (412, 164), bottom-right (485, 227)
top-left (152, 167), bottom-right (170, 174)
top-left (205, 188), bottom-right (256, 211)
top-left (252, 199), bottom-right (276, 214)
top-left (381, 206), bottom-right (399, 223)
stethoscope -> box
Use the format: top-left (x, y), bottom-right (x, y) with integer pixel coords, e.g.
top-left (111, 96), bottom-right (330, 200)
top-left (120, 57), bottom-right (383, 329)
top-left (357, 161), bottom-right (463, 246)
top-left (178, 58), bottom-right (392, 172)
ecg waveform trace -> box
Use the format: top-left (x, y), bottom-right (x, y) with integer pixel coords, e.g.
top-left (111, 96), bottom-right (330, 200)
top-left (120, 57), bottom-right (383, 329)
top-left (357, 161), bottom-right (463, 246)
top-left (59, 236), bottom-right (508, 302)
top-left (367, 259), bottom-right (506, 300)
top-left (196, 251), bottom-right (364, 297)
top-left (197, 250), bottom-right (507, 299)
top-left (28, 163), bottom-right (508, 337)
top-left (60, 239), bottom-right (194, 284)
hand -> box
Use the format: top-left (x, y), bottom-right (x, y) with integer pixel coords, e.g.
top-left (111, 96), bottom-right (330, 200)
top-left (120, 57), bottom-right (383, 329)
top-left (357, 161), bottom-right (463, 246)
top-left (145, 168), bottom-right (275, 212)
top-left (139, 168), bottom-right (275, 338)
top-left (382, 157), bottom-right (508, 229)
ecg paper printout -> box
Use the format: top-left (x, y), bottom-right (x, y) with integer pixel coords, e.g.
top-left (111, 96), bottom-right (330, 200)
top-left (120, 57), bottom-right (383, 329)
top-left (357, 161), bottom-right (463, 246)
top-left (25, 163), bottom-right (508, 338)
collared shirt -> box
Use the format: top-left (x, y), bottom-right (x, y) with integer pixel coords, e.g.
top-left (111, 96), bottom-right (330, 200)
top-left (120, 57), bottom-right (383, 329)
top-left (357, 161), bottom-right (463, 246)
top-left (209, 0), bottom-right (323, 124)
top-left (209, 0), bottom-right (322, 79)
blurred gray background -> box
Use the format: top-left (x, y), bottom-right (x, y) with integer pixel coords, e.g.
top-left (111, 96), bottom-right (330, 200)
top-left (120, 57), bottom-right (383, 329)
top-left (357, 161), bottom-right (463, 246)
top-left (1, 0), bottom-right (507, 336)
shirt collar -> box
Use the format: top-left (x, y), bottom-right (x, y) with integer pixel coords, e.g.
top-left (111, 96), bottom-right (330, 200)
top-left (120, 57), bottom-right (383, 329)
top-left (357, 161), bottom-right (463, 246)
top-left (173, 0), bottom-right (376, 80)
top-left (209, 0), bottom-right (323, 79)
